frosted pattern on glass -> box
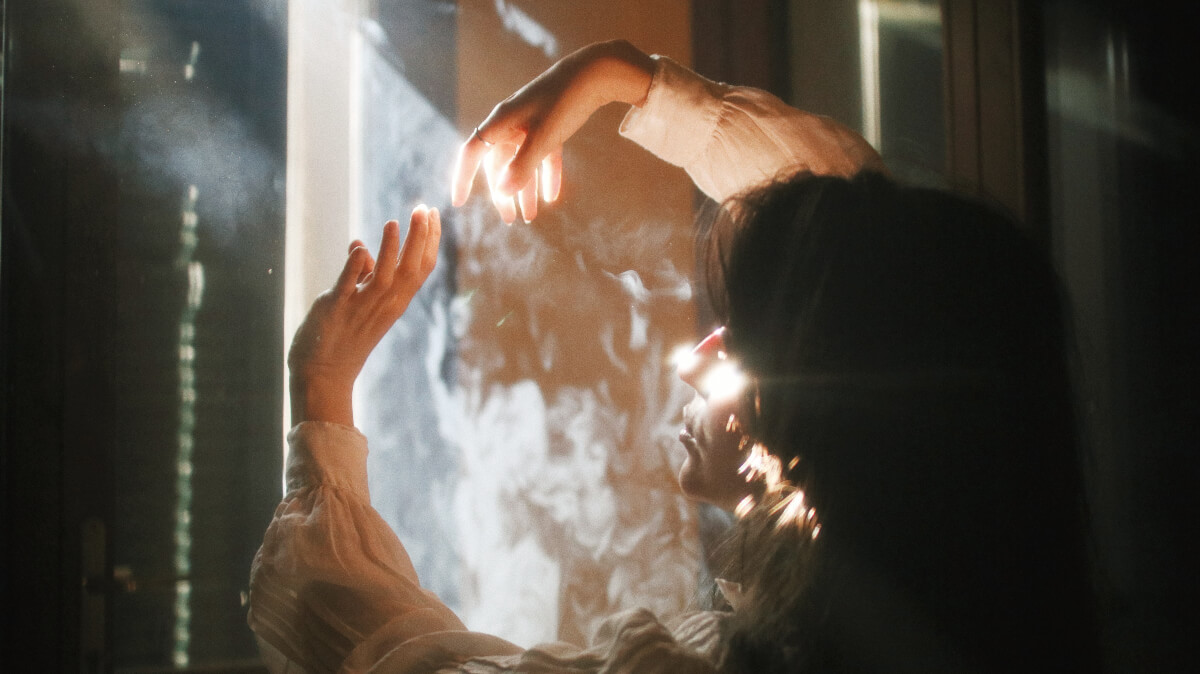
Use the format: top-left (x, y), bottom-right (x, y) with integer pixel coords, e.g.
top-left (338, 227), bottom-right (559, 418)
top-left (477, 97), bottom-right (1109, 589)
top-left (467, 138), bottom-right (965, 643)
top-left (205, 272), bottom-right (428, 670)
top-left (354, 26), bottom-right (702, 649)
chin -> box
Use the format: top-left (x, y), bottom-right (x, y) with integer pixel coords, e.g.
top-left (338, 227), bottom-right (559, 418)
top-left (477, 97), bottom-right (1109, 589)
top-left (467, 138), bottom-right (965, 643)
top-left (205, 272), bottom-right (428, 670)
top-left (676, 460), bottom-right (706, 503)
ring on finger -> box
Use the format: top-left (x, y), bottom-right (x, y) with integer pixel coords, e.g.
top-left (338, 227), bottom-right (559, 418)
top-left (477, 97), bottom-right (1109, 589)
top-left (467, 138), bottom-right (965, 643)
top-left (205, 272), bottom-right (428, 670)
top-left (472, 126), bottom-right (494, 147)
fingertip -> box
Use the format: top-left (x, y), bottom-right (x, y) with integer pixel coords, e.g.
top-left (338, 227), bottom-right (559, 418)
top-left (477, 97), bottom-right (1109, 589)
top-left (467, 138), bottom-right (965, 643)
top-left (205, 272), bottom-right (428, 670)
top-left (336, 245), bottom-right (369, 293)
top-left (452, 137), bottom-right (490, 207)
top-left (414, 206), bottom-right (434, 234)
top-left (382, 219), bottom-right (401, 243)
top-left (541, 154), bottom-right (563, 203)
top-left (377, 219), bottom-right (402, 269)
top-left (518, 185), bottom-right (538, 223)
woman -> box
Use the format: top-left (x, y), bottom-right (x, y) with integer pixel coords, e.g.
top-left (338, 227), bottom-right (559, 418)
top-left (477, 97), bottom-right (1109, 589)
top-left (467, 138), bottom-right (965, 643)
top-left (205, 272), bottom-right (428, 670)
top-left (698, 170), bottom-right (1100, 672)
top-left (250, 41), bottom-right (1097, 672)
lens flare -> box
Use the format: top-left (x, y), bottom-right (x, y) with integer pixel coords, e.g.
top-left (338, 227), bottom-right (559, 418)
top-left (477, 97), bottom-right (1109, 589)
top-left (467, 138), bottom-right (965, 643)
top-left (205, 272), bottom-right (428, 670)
top-left (669, 343), bottom-right (698, 372)
top-left (701, 361), bottom-right (747, 400)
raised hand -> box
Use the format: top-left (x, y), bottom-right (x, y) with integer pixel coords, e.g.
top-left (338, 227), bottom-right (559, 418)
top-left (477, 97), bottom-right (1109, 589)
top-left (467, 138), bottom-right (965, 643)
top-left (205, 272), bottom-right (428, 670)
top-left (451, 40), bottom-right (655, 224)
top-left (288, 206), bottom-right (442, 426)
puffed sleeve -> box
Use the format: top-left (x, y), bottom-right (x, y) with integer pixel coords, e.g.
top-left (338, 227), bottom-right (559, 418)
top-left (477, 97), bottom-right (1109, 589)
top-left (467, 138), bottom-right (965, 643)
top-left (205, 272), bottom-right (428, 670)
top-left (247, 422), bottom-right (523, 673)
top-left (434, 609), bottom-right (722, 674)
top-left (620, 55), bottom-right (886, 204)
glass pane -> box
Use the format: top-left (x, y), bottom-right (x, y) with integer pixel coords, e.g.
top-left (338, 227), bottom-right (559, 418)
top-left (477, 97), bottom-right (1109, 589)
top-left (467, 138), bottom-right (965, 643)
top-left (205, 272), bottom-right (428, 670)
top-left (285, 0), bottom-right (702, 649)
top-left (1043, 3), bottom-right (1199, 670)
top-left (111, 1), bottom-right (285, 669)
top-left (786, 0), bottom-right (945, 186)
top-left (864, 0), bottom-right (946, 186)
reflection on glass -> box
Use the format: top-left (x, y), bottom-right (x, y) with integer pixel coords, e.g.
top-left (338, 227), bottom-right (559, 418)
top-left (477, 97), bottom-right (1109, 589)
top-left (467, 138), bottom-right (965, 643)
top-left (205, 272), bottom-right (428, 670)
top-left (172, 184), bottom-right (204, 667)
top-left (860, 0), bottom-right (946, 185)
top-left (110, 1), bottom-right (286, 668)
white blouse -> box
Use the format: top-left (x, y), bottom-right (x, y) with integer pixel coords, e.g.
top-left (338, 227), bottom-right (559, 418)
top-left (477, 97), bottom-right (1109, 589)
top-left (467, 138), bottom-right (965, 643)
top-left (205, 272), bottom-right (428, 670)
top-left (248, 56), bottom-right (882, 674)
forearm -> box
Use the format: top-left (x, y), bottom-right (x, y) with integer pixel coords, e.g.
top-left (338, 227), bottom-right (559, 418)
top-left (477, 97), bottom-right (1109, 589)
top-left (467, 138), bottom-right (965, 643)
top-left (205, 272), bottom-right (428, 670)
top-left (620, 56), bottom-right (885, 203)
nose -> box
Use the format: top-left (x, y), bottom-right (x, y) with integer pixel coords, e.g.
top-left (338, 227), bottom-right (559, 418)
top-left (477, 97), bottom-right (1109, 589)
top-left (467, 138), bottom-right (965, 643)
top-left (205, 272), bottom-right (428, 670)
top-left (678, 328), bottom-right (727, 391)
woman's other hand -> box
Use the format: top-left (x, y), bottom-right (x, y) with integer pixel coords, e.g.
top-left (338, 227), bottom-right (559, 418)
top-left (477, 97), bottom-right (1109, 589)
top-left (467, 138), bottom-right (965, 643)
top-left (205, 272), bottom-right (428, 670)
top-left (287, 205), bottom-right (442, 427)
top-left (451, 39), bottom-right (655, 224)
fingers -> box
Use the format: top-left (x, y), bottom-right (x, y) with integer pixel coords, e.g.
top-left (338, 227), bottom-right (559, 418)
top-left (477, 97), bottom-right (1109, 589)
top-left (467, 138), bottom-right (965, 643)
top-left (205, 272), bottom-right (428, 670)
top-left (347, 239), bottom-right (375, 283)
top-left (454, 124), bottom-right (561, 223)
top-left (373, 220), bottom-right (402, 284)
top-left (541, 150), bottom-right (563, 203)
top-left (452, 136), bottom-right (490, 207)
top-left (451, 116), bottom-right (525, 207)
top-left (396, 205), bottom-right (431, 280)
top-left (484, 143), bottom-right (520, 225)
top-left (335, 245), bottom-right (370, 297)
top-left (421, 207), bottom-right (442, 273)
top-left (518, 171), bottom-right (538, 223)
top-left (496, 121), bottom-right (556, 197)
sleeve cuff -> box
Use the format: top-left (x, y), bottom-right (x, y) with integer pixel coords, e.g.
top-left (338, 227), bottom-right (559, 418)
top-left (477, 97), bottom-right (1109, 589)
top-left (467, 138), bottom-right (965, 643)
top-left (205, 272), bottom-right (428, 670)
top-left (619, 55), bottom-right (728, 169)
top-left (285, 421), bottom-right (370, 501)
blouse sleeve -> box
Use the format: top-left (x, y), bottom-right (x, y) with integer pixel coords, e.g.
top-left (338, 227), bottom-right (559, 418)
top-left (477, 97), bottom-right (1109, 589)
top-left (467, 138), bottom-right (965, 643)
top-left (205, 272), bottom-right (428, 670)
top-left (247, 422), bottom-right (523, 673)
top-left (619, 55), bottom-right (886, 204)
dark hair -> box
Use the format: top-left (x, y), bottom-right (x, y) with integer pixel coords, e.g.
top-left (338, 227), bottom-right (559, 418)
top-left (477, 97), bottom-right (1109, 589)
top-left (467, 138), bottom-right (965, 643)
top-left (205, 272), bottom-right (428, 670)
top-left (702, 172), bottom-right (1099, 672)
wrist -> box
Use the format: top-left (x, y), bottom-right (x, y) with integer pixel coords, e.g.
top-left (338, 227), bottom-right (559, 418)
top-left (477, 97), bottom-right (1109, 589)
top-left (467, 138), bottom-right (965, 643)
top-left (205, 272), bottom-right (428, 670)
top-left (289, 372), bottom-right (355, 427)
top-left (581, 40), bottom-right (655, 108)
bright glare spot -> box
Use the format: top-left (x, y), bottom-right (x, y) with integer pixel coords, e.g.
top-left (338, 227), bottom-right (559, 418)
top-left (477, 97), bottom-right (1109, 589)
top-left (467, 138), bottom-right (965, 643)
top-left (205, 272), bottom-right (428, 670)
top-left (702, 362), bottom-right (747, 400)
top-left (119, 59), bottom-right (148, 74)
top-left (735, 495), bottom-right (756, 518)
top-left (540, 158), bottom-right (556, 201)
top-left (812, 523), bottom-right (822, 539)
top-left (775, 490), bottom-right (808, 531)
top-left (669, 343), bottom-right (697, 372)
top-left (739, 442), bottom-right (784, 490)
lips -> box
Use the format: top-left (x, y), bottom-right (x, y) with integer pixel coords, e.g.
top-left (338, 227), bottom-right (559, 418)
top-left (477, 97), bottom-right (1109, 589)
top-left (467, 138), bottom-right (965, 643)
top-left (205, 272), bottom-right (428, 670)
top-left (679, 426), bottom-right (698, 451)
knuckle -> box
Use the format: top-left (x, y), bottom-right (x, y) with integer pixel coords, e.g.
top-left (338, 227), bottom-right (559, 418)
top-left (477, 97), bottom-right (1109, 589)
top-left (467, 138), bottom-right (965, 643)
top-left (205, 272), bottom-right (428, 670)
top-left (396, 267), bottom-right (420, 287)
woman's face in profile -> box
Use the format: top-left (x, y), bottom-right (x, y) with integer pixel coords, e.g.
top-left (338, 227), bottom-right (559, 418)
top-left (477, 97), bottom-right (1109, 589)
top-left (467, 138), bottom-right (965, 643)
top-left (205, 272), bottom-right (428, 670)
top-left (676, 328), bottom-right (755, 510)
